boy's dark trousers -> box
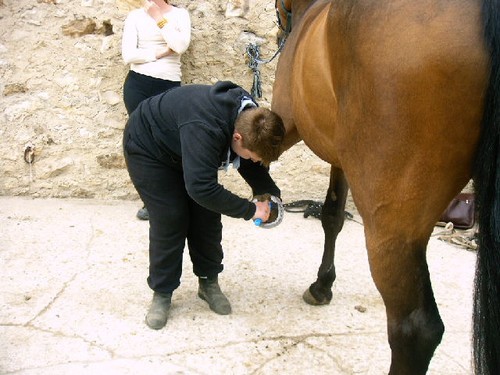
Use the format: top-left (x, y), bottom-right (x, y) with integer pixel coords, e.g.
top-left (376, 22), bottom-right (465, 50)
top-left (123, 127), bottom-right (224, 295)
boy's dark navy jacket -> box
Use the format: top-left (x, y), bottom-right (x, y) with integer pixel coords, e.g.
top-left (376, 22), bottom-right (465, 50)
top-left (125, 81), bottom-right (280, 220)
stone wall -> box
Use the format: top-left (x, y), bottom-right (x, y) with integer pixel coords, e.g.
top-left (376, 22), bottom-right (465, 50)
top-left (0, 0), bottom-right (330, 203)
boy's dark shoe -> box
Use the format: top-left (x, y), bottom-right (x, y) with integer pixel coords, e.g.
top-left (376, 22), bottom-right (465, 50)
top-left (145, 292), bottom-right (172, 329)
top-left (198, 276), bottom-right (232, 315)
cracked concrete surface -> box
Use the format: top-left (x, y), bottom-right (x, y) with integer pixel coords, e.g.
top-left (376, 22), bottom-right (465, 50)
top-left (1, 197), bottom-right (475, 374)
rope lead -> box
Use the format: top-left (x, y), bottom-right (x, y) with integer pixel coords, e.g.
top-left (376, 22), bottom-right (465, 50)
top-left (246, 43), bottom-right (263, 98)
top-left (245, 36), bottom-right (287, 98)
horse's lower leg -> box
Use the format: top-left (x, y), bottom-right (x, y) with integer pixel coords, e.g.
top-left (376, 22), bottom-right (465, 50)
top-left (368, 239), bottom-right (444, 374)
top-left (387, 303), bottom-right (444, 375)
top-left (303, 168), bottom-right (348, 305)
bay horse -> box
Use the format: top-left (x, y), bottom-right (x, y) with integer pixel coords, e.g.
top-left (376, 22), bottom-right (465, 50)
top-left (271, 0), bottom-right (500, 374)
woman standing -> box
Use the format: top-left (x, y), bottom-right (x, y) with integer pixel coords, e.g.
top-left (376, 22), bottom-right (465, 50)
top-left (122, 0), bottom-right (191, 220)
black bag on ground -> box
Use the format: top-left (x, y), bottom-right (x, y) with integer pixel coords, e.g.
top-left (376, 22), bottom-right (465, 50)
top-left (437, 193), bottom-right (475, 230)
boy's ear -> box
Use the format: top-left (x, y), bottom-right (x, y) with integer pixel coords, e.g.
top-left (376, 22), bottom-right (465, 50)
top-left (233, 132), bottom-right (242, 141)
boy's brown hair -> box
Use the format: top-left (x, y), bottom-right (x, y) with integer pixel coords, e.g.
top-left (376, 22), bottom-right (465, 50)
top-left (234, 107), bottom-right (285, 166)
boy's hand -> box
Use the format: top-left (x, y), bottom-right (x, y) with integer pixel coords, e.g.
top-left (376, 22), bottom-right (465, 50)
top-left (253, 193), bottom-right (276, 223)
top-left (254, 201), bottom-right (271, 222)
top-left (252, 194), bottom-right (284, 228)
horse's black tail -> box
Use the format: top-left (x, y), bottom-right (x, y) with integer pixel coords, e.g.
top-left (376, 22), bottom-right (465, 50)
top-left (472, 1), bottom-right (500, 374)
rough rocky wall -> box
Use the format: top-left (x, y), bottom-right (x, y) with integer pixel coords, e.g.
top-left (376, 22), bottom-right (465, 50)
top-left (0, 0), bottom-right (330, 203)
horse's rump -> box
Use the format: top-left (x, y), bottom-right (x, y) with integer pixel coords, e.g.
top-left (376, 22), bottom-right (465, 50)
top-left (272, 0), bottom-right (500, 373)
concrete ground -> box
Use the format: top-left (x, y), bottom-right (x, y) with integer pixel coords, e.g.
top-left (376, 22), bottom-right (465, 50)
top-left (0, 197), bottom-right (476, 374)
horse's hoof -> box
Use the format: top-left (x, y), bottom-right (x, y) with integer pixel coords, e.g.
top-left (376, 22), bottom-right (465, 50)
top-left (302, 288), bottom-right (331, 305)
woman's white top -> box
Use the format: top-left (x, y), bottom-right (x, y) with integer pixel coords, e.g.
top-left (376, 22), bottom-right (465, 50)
top-left (121, 6), bottom-right (191, 81)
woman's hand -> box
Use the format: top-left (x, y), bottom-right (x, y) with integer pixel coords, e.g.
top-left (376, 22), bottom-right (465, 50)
top-left (156, 47), bottom-right (174, 59)
top-left (143, 0), bottom-right (163, 22)
top-left (253, 200), bottom-right (271, 223)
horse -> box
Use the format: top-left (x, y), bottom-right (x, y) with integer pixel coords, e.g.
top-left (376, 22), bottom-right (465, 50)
top-left (271, 0), bottom-right (500, 374)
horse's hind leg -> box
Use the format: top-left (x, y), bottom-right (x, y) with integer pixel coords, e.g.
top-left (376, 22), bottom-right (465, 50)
top-left (303, 167), bottom-right (348, 305)
top-left (366, 230), bottom-right (445, 374)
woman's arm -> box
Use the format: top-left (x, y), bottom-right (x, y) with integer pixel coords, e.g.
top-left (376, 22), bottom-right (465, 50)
top-left (121, 11), bottom-right (158, 64)
top-left (157, 8), bottom-right (192, 54)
